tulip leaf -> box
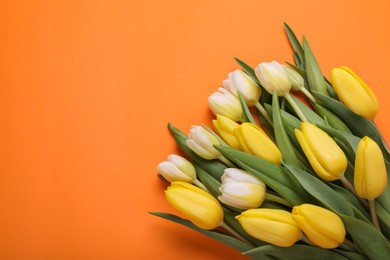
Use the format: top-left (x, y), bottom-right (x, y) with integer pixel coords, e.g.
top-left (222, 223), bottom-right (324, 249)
top-left (376, 202), bottom-right (390, 240)
top-left (168, 123), bottom-right (226, 180)
top-left (234, 57), bottom-right (261, 85)
top-left (244, 244), bottom-right (354, 260)
top-left (272, 92), bottom-right (302, 169)
top-left (340, 215), bottom-right (390, 259)
top-left (312, 91), bottom-right (390, 162)
top-left (314, 104), bottom-right (351, 133)
top-left (150, 212), bottom-right (254, 253)
top-left (303, 36), bottom-right (328, 96)
top-left (223, 208), bottom-right (267, 247)
top-left (256, 106), bottom-right (276, 142)
top-left (238, 92), bottom-right (257, 125)
top-left (284, 23), bottom-right (304, 68)
top-left (283, 163), bottom-right (354, 217)
top-left (195, 165), bottom-right (222, 198)
top-left (288, 95), bottom-right (324, 125)
top-left (215, 145), bottom-right (310, 206)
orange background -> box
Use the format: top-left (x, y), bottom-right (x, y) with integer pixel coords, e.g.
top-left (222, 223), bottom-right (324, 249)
top-left (1, 0), bottom-right (390, 259)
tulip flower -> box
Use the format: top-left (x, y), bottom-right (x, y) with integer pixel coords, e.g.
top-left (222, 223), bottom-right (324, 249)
top-left (255, 61), bottom-right (291, 97)
top-left (212, 114), bottom-right (241, 149)
top-left (354, 136), bottom-right (387, 200)
top-left (236, 208), bottom-right (301, 247)
top-left (186, 125), bottom-right (221, 160)
top-left (218, 168), bottom-right (266, 209)
top-left (235, 122), bottom-right (282, 164)
top-left (283, 65), bottom-right (316, 103)
top-left (330, 66), bottom-right (378, 120)
top-left (208, 87), bottom-right (243, 122)
top-left (295, 122), bottom-right (347, 181)
top-left (223, 70), bottom-right (261, 106)
top-left (158, 154), bottom-right (196, 183)
top-left (255, 61), bottom-right (308, 122)
top-left (165, 182), bottom-right (224, 230)
top-left (292, 204), bottom-right (346, 249)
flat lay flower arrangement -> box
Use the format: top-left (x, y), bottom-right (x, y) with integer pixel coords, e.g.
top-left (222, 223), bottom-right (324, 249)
top-left (150, 24), bottom-right (390, 259)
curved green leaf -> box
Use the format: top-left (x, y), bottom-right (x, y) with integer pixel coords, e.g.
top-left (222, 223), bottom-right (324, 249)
top-left (341, 215), bottom-right (390, 259)
top-left (284, 23), bottom-right (304, 68)
top-left (314, 103), bottom-right (351, 133)
top-left (239, 92), bottom-right (256, 124)
top-left (244, 244), bottom-right (350, 260)
top-left (150, 212), bottom-right (254, 253)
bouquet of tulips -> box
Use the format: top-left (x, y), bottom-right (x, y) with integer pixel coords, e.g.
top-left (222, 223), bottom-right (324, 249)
top-left (150, 24), bottom-right (390, 259)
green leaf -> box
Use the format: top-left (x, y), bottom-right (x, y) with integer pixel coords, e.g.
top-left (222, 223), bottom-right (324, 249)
top-left (215, 146), bottom-right (310, 206)
top-left (289, 95), bottom-right (324, 125)
top-left (195, 165), bottom-right (222, 198)
top-left (150, 212), bottom-right (254, 253)
top-left (272, 92), bottom-right (302, 168)
top-left (283, 163), bottom-right (354, 217)
top-left (284, 23), bottom-right (304, 68)
top-left (256, 106), bottom-right (275, 142)
top-left (376, 202), bottom-right (390, 240)
top-left (303, 36), bottom-right (328, 96)
top-left (238, 92), bottom-right (257, 124)
top-left (244, 244), bottom-right (350, 260)
top-left (314, 104), bottom-right (351, 133)
top-left (341, 215), bottom-right (390, 259)
top-left (168, 123), bottom-right (226, 180)
top-left (312, 91), bottom-right (390, 162)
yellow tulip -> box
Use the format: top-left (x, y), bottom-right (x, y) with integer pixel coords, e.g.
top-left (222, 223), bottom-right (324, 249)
top-left (354, 136), bottom-right (388, 199)
top-left (295, 122), bottom-right (347, 181)
top-left (212, 114), bottom-right (241, 149)
top-left (165, 182), bottom-right (224, 230)
top-left (255, 61), bottom-right (291, 97)
top-left (218, 168), bottom-right (266, 209)
top-left (330, 66), bottom-right (378, 120)
top-left (292, 204), bottom-right (346, 249)
top-left (234, 122), bottom-right (282, 164)
top-left (236, 208), bottom-right (301, 247)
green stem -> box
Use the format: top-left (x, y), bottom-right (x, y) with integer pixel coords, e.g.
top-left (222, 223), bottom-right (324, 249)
top-left (220, 221), bottom-right (254, 246)
top-left (254, 101), bottom-right (273, 126)
top-left (369, 199), bottom-right (381, 231)
top-left (343, 238), bottom-right (358, 252)
top-left (340, 175), bottom-right (368, 208)
top-left (193, 179), bottom-right (209, 192)
top-left (284, 92), bottom-right (308, 122)
top-left (218, 154), bottom-right (235, 168)
top-left (265, 193), bottom-right (292, 208)
top-left (300, 87), bottom-right (316, 103)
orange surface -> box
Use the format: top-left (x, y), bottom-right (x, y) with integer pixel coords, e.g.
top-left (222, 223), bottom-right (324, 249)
top-left (1, 0), bottom-right (390, 259)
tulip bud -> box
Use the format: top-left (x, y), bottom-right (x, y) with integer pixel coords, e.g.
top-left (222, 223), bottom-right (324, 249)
top-left (282, 65), bottom-right (304, 91)
top-left (222, 70), bottom-right (261, 106)
top-left (295, 122), bottom-right (347, 181)
top-left (354, 136), bottom-right (387, 199)
top-left (208, 87), bottom-right (243, 122)
top-left (236, 208), bottom-right (301, 247)
top-left (218, 168), bottom-right (266, 209)
top-left (212, 114), bottom-right (241, 149)
top-left (158, 154), bottom-right (196, 183)
top-left (165, 182), bottom-right (224, 230)
top-left (255, 61), bottom-right (291, 96)
top-left (292, 204), bottom-right (346, 249)
top-left (234, 122), bottom-right (282, 164)
top-left (330, 66), bottom-right (378, 120)
top-left (186, 125), bottom-right (221, 160)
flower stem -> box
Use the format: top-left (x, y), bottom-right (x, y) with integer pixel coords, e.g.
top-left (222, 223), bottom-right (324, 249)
top-left (265, 193), bottom-right (292, 208)
top-left (255, 101), bottom-right (273, 126)
top-left (193, 179), bottom-right (209, 192)
top-left (343, 238), bottom-right (358, 252)
top-left (369, 199), bottom-right (381, 231)
top-left (284, 92), bottom-right (308, 122)
top-left (220, 221), bottom-right (253, 246)
top-left (340, 175), bottom-right (368, 208)
top-left (300, 87), bottom-right (316, 103)
top-left (218, 154), bottom-right (235, 168)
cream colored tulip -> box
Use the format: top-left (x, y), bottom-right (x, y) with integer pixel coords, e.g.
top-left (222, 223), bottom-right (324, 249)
top-left (208, 87), bottom-right (243, 122)
top-left (255, 61), bottom-right (291, 96)
top-left (158, 154), bottom-right (196, 183)
top-left (223, 70), bottom-right (261, 106)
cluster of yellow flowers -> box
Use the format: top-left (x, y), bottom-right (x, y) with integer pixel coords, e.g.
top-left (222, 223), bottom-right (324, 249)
top-left (152, 24), bottom-right (390, 259)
